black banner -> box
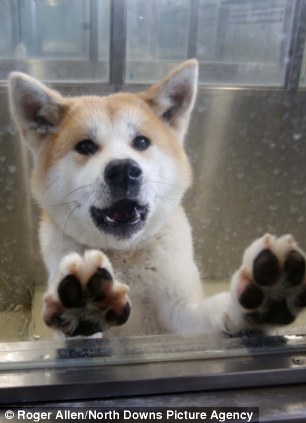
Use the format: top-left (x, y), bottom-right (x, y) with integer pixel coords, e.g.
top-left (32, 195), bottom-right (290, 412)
top-left (0, 407), bottom-right (259, 423)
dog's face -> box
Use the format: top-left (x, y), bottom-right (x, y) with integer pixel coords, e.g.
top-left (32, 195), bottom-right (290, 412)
top-left (9, 61), bottom-right (198, 249)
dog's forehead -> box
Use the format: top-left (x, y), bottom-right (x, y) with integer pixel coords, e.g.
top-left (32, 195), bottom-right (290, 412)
top-left (66, 94), bottom-right (150, 142)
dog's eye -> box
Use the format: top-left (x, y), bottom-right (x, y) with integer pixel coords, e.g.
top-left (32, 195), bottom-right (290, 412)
top-left (132, 135), bottom-right (151, 151)
top-left (75, 139), bottom-right (98, 156)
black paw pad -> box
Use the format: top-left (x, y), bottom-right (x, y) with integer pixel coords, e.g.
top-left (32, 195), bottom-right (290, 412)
top-left (58, 275), bottom-right (84, 308)
top-left (105, 303), bottom-right (131, 326)
top-left (48, 315), bottom-right (68, 328)
top-left (284, 251), bottom-right (305, 286)
top-left (68, 320), bottom-right (102, 337)
top-left (295, 287), bottom-right (306, 308)
top-left (239, 284), bottom-right (264, 309)
top-left (247, 299), bottom-right (295, 325)
top-left (253, 249), bottom-right (280, 286)
top-left (88, 268), bottom-right (113, 301)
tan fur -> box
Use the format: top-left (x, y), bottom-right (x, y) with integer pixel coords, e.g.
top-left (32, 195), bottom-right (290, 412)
top-left (35, 94), bottom-right (191, 174)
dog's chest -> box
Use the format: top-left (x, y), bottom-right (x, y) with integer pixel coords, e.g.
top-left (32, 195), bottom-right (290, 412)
top-left (106, 249), bottom-right (166, 336)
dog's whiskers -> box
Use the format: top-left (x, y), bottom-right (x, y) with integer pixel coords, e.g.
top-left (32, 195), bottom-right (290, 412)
top-left (151, 194), bottom-right (169, 225)
top-left (60, 188), bottom-right (96, 241)
top-left (154, 192), bottom-right (178, 205)
top-left (151, 179), bottom-right (182, 189)
top-left (149, 170), bottom-right (183, 190)
top-left (43, 184), bottom-right (94, 206)
top-left (61, 204), bottom-right (81, 241)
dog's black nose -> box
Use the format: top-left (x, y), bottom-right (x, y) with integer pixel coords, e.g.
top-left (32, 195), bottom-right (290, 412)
top-left (104, 159), bottom-right (143, 196)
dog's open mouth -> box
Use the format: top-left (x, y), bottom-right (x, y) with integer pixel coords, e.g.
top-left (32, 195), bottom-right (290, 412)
top-left (90, 200), bottom-right (149, 239)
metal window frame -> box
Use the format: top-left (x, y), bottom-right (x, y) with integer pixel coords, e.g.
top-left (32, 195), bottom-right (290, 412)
top-left (284, 0), bottom-right (306, 90)
top-left (1, 0), bottom-right (306, 89)
top-left (109, 0), bottom-right (126, 89)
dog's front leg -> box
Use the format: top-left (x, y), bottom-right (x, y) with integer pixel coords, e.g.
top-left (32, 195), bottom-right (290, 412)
top-left (176, 234), bottom-right (306, 335)
top-left (149, 263), bottom-right (235, 334)
top-left (149, 227), bottom-right (306, 335)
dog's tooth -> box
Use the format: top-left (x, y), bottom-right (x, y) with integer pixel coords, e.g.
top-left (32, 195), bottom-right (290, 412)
top-left (106, 216), bottom-right (117, 224)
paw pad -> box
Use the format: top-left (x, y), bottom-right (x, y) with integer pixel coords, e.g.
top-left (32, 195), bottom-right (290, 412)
top-left (247, 299), bottom-right (295, 325)
top-left (253, 249), bottom-right (280, 286)
top-left (105, 303), bottom-right (131, 326)
top-left (284, 251), bottom-right (306, 286)
top-left (58, 275), bottom-right (84, 308)
top-left (43, 251), bottom-right (130, 336)
top-left (239, 284), bottom-right (264, 309)
top-left (87, 268), bottom-right (113, 300)
top-left (295, 287), bottom-right (306, 308)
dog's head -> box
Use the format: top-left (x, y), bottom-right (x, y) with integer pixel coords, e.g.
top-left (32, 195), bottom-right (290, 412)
top-left (9, 61), bottom-right (198, 249)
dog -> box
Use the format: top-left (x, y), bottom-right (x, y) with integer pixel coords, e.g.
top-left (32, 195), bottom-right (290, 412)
top-left (8, 60), bottom-right (306, 338)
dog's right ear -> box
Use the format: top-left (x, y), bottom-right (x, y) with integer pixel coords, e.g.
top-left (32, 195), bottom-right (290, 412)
top-left (8, 72), bottom-right (66, 150)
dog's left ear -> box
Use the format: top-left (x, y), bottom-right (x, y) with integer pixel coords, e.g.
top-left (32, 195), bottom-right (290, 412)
top-left (140, 59), bottom-right (198, 142)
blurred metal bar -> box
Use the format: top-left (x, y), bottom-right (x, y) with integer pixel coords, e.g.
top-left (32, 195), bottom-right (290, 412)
top-left (279, 0), bottom-right (295, 68)
top-left (284, 0), bottom-right (306, 91)
top-left (20, 0), bottom-right (38, 57)
top-left (109, 0), bottom-right (126, 88)
top-left (187, 0), bottom-right (199, 59)
top-left (215, 2), bottom-right (229, 61)
top-left (29, 0), bottom-right (40, 56)
top-left (12, 0), bottom-right (21, 48)
top-left (89, 0), bottom-right (99, 62)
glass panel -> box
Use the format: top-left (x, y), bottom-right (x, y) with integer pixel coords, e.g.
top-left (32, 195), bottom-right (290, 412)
top-left (197, 0), bottom-right (292, 85)
top-left (126, 0), bottom-right (191, 82)
top-left (126, 0), bottom-right (293, 86)
top-left (0, 0), bottom-right (15, 58)
top-left (1, 84), bottom-right (306, 347)
top-left (35, 0), bottom-right (89, 57)
top-left (0, 0), bottom-right (110, 82)
top-left (98, 0), bottom-right (111, 61)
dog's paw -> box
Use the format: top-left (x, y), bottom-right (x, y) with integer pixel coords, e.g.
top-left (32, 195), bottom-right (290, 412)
top-left (230, 234), bottom-right (306, 330)
top-left (42, 250), bottom-right (130, 336)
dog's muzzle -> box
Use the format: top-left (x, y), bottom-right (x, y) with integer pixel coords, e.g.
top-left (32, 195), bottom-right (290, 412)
top-left (90, 159), bottom-right (149, 239)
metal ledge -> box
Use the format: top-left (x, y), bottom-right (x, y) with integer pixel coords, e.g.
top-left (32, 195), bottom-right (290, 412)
top-left (0, 333), bottom-right (306, 404)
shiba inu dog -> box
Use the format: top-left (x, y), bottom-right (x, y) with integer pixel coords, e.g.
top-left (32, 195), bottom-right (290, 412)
top-left (8, 60), bottom-right (306, 337)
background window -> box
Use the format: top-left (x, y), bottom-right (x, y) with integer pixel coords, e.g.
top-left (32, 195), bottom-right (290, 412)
top-left (126, 0), bottom-right (191, 82)
top-left (35, 0), bottom-right (90, 57)
top-left (0, 0), bottom-right (110, 82)
top-left (0, 0), bottom-right (302, 87)
top-left (0, 0), bottom-right (15, 58)
top-left (197, 0), bottom-right (293, 85)
top-left (126, 0), bottom-right (294, 86)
